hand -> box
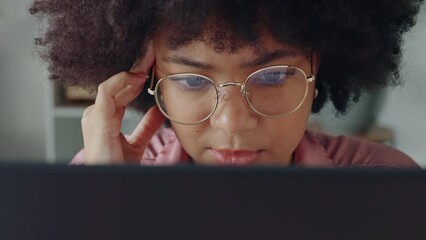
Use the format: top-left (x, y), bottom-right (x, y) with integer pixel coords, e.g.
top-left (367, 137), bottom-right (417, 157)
top-left (81, 42), bottom-right (165, 164)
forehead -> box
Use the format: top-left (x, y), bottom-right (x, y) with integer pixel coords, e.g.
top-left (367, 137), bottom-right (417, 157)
top-left (152, 39), bottom-right (308, 77)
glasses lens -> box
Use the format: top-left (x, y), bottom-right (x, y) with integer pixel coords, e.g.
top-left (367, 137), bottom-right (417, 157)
top-left (156, 74), bottom-right (217, 124)
top-left (245, 66), bottom-right (308, 117)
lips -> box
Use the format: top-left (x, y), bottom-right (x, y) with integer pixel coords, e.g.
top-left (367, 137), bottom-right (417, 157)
top-left (209, 149), bottom-right (263, 166)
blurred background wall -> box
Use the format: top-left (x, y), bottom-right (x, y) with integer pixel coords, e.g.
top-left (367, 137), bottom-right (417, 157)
top-left (0, 0), bottom-right (425, 166)
top-left (378, 6), bottom-right (426, 165)
top-left (0, 0), bottom-right (49, 162)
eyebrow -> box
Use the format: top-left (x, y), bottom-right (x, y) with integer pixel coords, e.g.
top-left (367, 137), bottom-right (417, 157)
top-left (161, 56), bottom-right (215, 70)
top-left (240, 49), bottom-right (300, 68)
top-left (161, 48), bottom-right (300, 71)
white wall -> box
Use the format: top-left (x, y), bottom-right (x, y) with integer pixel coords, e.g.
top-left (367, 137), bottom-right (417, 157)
top-left (0, 0), bottom-right (425, 165)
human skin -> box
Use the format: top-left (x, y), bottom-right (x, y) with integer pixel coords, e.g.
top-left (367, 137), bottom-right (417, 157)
top-left (81, 31), bottom-right (319, 165)
top-left (153, 33), bottom-right (319, 166)
top-left (81, 42), bottom-right (164, 164)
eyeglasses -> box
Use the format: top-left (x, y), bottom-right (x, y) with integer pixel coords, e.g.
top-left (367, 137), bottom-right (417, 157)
top-left (147, 65), bottom-right (315, 125)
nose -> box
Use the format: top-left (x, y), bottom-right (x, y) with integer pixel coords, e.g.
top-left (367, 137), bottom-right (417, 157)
top-left (209, 86), bottom-right (258, 134)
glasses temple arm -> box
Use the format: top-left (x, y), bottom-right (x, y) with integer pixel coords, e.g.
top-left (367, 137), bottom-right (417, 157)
top-left (147, 66), bottom-right (156, 95)
top-left (307, 49), bottom-right (316, 82)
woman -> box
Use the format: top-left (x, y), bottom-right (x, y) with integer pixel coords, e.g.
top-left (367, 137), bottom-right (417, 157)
top-left (30, 0), bottom-right (423, 167)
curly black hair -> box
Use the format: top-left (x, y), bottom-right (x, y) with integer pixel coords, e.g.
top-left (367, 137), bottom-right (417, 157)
top-left (29, 0), bottom-right (423, 114)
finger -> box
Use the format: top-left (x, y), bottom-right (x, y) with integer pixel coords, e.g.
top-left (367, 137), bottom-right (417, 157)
top-left (120, 134), bottom-right (145, 165)
top-left (130, 40), bottom-right (155, 74)
top-left (114, 83), bottom-right (144, 108)
top-left (81, 105), bottom-right (95, 146)
top-left (95, 72), bottom-right (147, 118)
top-left (127, 106), bottom-right (165, 149)
top-left (81, 104), bottom-right (95, 125)
top-left (97, 72), bottom-right (146, 100)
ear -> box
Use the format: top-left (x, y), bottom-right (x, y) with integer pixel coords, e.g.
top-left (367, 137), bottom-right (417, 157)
top-left (130, 40), bottom-right (155, 74)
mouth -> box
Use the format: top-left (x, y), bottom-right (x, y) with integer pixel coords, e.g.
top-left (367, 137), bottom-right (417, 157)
top-left (208, 149), bottom-right (263, 166)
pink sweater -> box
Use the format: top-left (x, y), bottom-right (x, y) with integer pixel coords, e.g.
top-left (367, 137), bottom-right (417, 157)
top-left (71, 128), bottom-right (419, 168)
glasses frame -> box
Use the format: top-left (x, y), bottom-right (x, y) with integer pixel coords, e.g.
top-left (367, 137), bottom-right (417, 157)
top-left (148, 65), bottom-right (315, 125)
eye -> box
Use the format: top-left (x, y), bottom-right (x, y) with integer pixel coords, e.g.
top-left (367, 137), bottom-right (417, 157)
top-left (250, 69), bottom-right (292, 87)
top-left (262, 70), bottom-right (287, 84)
top-left (169, 75), bottom-right (211, 91)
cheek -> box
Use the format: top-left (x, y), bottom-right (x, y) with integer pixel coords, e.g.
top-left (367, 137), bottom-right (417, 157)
top-left (265, 95), bottom-right (313, 152)
top-left (170, 122), bottom-right (208, 157)
top-left (160, 84), bottom-right (216, 124)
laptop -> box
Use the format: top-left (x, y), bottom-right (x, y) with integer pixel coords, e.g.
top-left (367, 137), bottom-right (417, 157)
top-left (0, 163), bottom-right (425, 240)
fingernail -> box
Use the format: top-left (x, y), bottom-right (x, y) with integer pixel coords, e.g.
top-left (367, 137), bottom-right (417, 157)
top-left (130, 59), bottom-right (141, 72)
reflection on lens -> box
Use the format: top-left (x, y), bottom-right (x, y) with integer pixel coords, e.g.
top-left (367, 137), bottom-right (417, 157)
top-left (246, 66), bottom-right (307, 117)
top-left (156, 74), bottom-right (217, 124)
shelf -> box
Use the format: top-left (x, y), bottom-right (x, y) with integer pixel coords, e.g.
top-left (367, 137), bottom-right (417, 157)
top-left (54, 105), bottom-right (143, 120)
top-left (54, 106), bottom-right (85, 118)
